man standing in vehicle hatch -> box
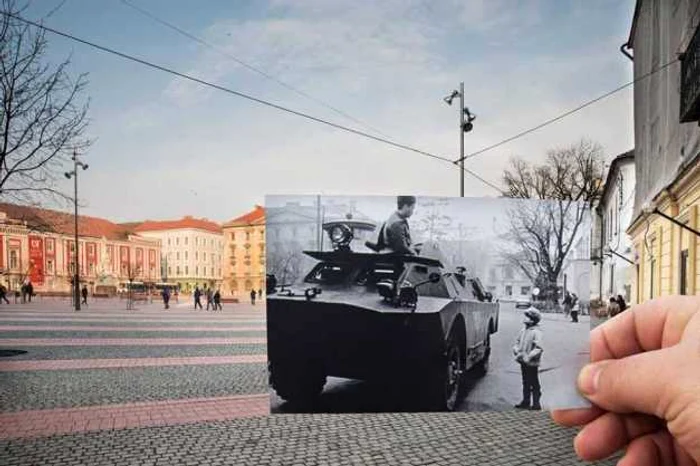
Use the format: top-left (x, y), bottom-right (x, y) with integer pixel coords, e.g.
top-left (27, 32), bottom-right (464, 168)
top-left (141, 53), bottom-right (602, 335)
top-left (513, 306), bottom-right (543, 410)
top-left (383, 196), bottom-right (416, 255)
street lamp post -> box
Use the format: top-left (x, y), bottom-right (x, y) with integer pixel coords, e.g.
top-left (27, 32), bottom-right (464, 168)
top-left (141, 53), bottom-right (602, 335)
top-left (64, 151), bottom-right (89, 311)
top-left (444, 83), bottom-right (476, 197)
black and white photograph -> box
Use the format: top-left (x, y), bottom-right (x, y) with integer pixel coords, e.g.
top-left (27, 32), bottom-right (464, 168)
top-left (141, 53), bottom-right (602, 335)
top-left (266, 194), bottom-right (592, 414)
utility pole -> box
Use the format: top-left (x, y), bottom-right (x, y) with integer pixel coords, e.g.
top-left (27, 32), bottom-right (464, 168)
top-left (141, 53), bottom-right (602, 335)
top-left (64, 151), bottom-right (89, 311)
top-left (459, 82), bottom-right (465, 197)
top-left (444, 83), bottom-right (476, 197)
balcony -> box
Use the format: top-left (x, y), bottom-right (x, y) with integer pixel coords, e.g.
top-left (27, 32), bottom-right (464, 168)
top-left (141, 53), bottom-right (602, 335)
top-left (681, 24), bottom-right (700, 122)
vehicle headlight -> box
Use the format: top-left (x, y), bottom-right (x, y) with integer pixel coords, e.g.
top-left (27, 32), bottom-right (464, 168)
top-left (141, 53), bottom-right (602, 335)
top-left (330, 224), bottom-right (351, 245)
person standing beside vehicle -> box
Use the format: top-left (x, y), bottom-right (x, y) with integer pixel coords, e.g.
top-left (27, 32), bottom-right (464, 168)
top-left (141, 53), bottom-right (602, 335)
top-left (513, 306), bottom-right (544, 410)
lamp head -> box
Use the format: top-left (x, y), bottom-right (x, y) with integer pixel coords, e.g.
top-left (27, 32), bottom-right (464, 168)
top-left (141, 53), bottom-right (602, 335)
top-left (443, 90), bottom-right (459, 106)
top-left (64, 172), bottom-right (72, 179)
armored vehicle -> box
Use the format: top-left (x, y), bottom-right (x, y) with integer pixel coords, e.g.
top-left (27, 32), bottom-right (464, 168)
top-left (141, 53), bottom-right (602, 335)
top-left (266, 218), bottom-right (499, 411)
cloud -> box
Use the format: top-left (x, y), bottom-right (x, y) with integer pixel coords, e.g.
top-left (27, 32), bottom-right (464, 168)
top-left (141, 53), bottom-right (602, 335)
top-left (80, 0), bottom-right (634, 222)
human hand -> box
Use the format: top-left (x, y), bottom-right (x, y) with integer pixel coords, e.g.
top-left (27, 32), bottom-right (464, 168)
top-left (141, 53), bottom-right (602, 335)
top-left (552, 295), bottom-right (700, 465)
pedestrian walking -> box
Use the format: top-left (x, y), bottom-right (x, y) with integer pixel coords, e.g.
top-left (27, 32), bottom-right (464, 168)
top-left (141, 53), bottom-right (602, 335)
top-left (162, 286), bottom-right (170, 309)
top-left (607, 296), bottom-right (621, 318)
top-left (257, 289), bottom-right (262, 301)
top-left (21, 279), bottom-right (27, 303)
top-left (27, 281), bottom-right (33, 302)
top-left (513, 306), bottom-right (543, 410)
top-left (562, 292), bottom-right (572, 317)
top-left (206, 287), bottom-right (213, 311)
top-left (0, 284), bottom-right (8, 304)
top-left (250, 289), bottom-right (256, 305)
top-left (214, 289), bottom-right (222, 311)
top-left (81, 285), bottom-right (88, 305)
top-left (616, 294), bottom-right (627, 313)
top-left (194, 286), bottom-right (203, 310)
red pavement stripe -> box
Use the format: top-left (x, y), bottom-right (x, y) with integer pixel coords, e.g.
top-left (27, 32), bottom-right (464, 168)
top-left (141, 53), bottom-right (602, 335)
top-left (0, 337), bottom-right (266, 346)
top-left (0, 393), bottom-right (270, 439)
top-left (0, 354), bottom-right (267, 371)
top-left (0, 317), bottom-right (265, 323)
top-left (0, 325), bottom-right (266, 332)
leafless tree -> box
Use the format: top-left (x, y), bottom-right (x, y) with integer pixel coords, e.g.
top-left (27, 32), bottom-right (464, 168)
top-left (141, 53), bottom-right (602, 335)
top-left (500, 139), bottom-right (604, 304)
top-left (0, 0), bottom-right (91, 205)
top-left (414, 198), bottom-right (452, 243)
top-left (267, 244), bottom-right (305, 286)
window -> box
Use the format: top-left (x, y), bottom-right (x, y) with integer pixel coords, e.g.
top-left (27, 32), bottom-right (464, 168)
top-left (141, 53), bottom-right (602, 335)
top-left (47, 240), bottom-right (54, 253)
top-left (196, 252), bottom-right (199, 260)
top-left (176, 252), bottom-right (180, 260)
top-left (680, 249), bottom-right (689, 295)
top-left (176, 238), bottom-right (179, 246)
top-left (246, 231), bottom-right (250, 241)
top-left (168, 238), bottom-right (171, 246)
top-left (185, 266), bottom-right (189, 275)
top-left (185, 237), bottom-right (188, 245)
top-left (521, 286), bottom-right (531, 296)
top-left (9, 250), bottom-right (18, 269)
top-left (168, 266), bottom-right (172, 275)
top-left (650, 257), bottom-right (656, 299)
top-left (185, 251), bottom-right (188, 260)
top-left (47, 260), bottom-right (54, 274)
top-left (230, 233), bottom-right (235, 240)
top-left (505, 285), bottom-right (513, 296)
top-left (203, 253), bottom-right (207, 261)
top-left (204, 267), bottom-right (207, 276)
top-left (196, 266), bottom-right (199, 276)
top-left (176, 266), bottom-right (180, 276)
top-left (504, 266), bottom-right (514, 280)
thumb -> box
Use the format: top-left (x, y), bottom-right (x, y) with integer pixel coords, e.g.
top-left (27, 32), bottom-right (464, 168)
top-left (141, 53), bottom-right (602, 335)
top-left (578, 345), bottom-right (689, 419)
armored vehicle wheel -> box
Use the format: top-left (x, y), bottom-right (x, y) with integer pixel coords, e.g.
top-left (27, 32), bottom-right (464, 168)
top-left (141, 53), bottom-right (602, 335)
top-left (269, 361), bottom-right (326, 405)
top-left (423, 330), bottom-right (465, 412)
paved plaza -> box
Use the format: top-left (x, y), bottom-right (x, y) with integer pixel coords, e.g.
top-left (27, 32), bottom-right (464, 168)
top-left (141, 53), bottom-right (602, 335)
top-left (0, 298), bottom-right (619, 465)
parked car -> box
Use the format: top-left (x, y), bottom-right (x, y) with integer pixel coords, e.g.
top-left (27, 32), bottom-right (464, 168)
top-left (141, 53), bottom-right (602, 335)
top-left (266, 219), bottom-right (500, 411)
top-left (515, 299), bottom-right (532, 310)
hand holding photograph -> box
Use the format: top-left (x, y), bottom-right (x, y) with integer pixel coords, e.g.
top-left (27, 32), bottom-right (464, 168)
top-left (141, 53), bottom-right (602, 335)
top-left (265, 194), bottom-right (591, 414)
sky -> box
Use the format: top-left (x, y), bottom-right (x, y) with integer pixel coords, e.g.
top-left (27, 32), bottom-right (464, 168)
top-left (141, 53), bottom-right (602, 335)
top-left (19, 0), bottom-right (636, 224)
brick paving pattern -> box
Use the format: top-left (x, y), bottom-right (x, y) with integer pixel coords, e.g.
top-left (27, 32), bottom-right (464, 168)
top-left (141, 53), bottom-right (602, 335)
top-left (0, 300), bottom-right (620, 465)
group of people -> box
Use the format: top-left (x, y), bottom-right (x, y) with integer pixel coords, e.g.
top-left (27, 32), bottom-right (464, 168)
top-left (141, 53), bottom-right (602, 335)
top-left (193, 286), bottom-right (223, 311)
top-left (250, 288), bottom-right (263, 305)
top-left (604, 294), bottom-right (627, 318)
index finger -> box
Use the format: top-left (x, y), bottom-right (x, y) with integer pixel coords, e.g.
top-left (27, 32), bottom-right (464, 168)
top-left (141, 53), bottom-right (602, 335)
top-left (590, 295), bottom-right (700, 362)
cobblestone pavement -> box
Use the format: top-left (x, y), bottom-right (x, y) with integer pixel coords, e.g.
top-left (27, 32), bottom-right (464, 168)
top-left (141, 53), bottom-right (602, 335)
top-left (0, 300), bottom-right (621, 465)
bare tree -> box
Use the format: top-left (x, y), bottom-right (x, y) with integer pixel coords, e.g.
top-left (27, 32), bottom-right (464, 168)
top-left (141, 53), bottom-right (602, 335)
top-left (414, 198), bottom-right (452, 243)
top-left (0, 0), bottom-right (91, 205)
top-left (501, 139), bottom-right (604, 304)
top-left (267, 245), bottom-right (305, 286)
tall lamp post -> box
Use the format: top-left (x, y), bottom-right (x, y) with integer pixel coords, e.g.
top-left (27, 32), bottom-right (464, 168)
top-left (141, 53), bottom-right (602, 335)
top-left (444, 83), bottom-right (476, 197)
top-left (64, 151), bottom-right (89, 311)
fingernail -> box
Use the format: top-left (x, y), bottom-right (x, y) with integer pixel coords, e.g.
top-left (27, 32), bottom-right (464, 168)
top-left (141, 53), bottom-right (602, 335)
top-left (579, 363), bottom-right (602, 395)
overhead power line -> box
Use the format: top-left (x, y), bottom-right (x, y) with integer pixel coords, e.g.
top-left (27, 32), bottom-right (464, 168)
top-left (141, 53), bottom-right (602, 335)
top-left (2, 12), bottom-right (504, 194)
top-left (456, 57), bottom-right (680, 163)
top-left (118, 0), bottom-right (391, 139)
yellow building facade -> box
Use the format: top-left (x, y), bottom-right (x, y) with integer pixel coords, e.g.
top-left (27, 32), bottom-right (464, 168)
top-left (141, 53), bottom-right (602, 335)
top-left (221, 206), bottom-right (265, 299)
top-left (628, 164), bottom-right (699, 302)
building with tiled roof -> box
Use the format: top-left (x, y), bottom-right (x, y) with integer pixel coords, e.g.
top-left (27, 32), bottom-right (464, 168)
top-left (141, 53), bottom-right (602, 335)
top-left (0, 203), bottom-right (161, 295)
top-left (128, 216), bottom-right (224, 292)
top-left (222, 206), bottom-right (265, 298)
